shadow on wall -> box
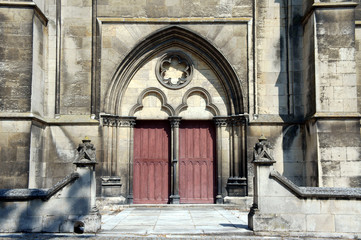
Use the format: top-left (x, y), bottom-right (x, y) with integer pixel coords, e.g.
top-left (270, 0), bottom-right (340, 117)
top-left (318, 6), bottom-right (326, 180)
top-left (272, 0), bottom-right (305, 185)
top-left (0, 140), bottom-right (101, 233)
top-left (0, 181), bottom-right (89, 232)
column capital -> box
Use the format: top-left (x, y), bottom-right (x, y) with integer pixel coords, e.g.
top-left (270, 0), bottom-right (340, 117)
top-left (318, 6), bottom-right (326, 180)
top-left (213, 116), bottom-right (228, 127)
top-left (168, 116), bottom-right (182, 128)
top-left (101, 115), bottom-right (136, 128)
top-left (230, 115), bottom-right (247, 126)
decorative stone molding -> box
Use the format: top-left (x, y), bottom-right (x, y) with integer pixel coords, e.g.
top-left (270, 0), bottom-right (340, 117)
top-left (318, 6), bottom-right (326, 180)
top-left (175, 87), bottom-right (220, 116)
top-left (213, 116), bottom-right (229, 127)
top-left (101, 115), bottom-right (136, 128)
top-left (230, 115), bottom-right (247, 126)
top-left (169, 116), bottom-right (182, 128)
top-left (155, 51), bottom-right (193, 89)
top-left (129, 87), bottom-right (175, 116)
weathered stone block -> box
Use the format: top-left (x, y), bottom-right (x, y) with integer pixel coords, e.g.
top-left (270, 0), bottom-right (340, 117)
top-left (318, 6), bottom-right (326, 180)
top-left (335, 215), bottom-right (361, 233)
top-left (306, 214), bottom-right (335, 232)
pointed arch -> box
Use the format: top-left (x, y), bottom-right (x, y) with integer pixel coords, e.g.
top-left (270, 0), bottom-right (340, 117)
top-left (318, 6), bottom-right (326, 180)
top-left (105, 26), bottom-right (245, 116)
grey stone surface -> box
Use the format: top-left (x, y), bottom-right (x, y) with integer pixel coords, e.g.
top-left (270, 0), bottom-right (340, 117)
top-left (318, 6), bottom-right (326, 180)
top-left (100, 207), bottom-right (251, 235)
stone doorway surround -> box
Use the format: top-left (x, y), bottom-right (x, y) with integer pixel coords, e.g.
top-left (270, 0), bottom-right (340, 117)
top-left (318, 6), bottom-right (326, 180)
top-left (99, 26), bottom-right (249, 203)
top-left (100, 114), bottom-right (248, 204)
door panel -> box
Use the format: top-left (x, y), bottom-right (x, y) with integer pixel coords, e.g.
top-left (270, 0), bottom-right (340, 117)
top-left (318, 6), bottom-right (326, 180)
top-left (133, 121), bottom-right (170, 204)
top-left (179, 121), bottom-right (216, 203)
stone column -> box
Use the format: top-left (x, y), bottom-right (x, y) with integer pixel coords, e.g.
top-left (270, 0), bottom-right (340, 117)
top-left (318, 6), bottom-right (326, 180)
top-left (214, 117), bottom-right (228, 204)
top-left (169, 116), bottom-right (181, 204)
top-left (127, 118), bottom-right (136, 204)
top-left (227, 115), bottom-right (247, 197)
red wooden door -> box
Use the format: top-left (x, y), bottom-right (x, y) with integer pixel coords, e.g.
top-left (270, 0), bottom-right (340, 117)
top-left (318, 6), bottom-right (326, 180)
top-left (133, 121), bottom-right (170, 204)
top-left (179, 121), bottom-right (216, 203)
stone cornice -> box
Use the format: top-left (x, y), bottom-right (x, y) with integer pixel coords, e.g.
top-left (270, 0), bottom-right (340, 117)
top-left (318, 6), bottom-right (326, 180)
top-left (97, 17), bottom-right (252, 24)
top-left (0, 113), bottom-right (99, 125)
top-left (302, 2), bottom-right (358, 26)
top-left (0, 1), bottom-right (48, 26)
top-left (248, 113), bottom-right (361, 125)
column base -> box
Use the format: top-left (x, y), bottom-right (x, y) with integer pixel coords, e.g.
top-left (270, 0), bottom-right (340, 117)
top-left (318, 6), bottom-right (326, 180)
top-left (127, 194), bottom-right (133, 204)
top-left (216, 195), bottom-right (224, 204)
top-left (227, 177), bottom-right (247, 196)
top-left (170, 195), bottom-right (180, 204)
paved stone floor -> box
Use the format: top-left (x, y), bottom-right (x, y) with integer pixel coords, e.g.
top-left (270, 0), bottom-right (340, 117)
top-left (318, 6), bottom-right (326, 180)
top-left (101, 207), bottom-right (250, 235)
top-left (0, 206), bottom-right (354, 239)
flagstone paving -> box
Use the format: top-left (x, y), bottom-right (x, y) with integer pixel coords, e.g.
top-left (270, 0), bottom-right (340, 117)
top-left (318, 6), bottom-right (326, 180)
top-left (100, 207), bottom-right (251, 236)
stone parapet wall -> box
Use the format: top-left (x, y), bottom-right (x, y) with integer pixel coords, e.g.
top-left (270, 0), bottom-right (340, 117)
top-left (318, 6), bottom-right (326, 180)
top-left (0, 140), bottom-right (101, 233)
top-left (249, 159), bottom-right (361, 237)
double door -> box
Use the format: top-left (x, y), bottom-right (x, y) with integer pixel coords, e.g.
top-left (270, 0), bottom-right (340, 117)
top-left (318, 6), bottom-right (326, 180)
top-left (133, 120), bottom-right (216, 204)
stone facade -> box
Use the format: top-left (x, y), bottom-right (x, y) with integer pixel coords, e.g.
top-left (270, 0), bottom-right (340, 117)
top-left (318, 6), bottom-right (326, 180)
top-left (0, 0), bottom-right (360, 213)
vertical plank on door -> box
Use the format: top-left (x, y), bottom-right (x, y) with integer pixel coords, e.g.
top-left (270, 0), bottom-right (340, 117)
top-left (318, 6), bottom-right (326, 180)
top-left (133, 121), bottom-right (170, 204)
top-left (179, 121), bottom-right (216, 203)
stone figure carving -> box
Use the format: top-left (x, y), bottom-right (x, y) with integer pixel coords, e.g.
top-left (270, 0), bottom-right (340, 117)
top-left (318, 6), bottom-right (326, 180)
top-left (75, 138), bottom-right (96, 163)
top-left (253, 135), bottom-right (274, 162)
top-left (156, 51), bottom-right (193, 89)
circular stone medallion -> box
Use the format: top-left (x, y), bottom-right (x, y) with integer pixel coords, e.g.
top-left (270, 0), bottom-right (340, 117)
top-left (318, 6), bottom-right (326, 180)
top-left (155, 51), bottom-right (194, 89)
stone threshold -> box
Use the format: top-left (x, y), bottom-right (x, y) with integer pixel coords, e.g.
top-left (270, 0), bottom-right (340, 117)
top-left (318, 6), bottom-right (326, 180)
top-left (115, 204), bottom-right (246, 209)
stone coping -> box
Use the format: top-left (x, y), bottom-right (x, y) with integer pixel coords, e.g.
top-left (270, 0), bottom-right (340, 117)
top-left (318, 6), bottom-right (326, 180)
top-left (270, 170), bottom-right (361, 199)
top-left (0, 173), bottom-right (79, 201)
top-left (302, 1), bottom-right (358, 26)
top-left (0, 1), bottom-right (48, 26)
top-left (0, 113), bottom-right (99, 125)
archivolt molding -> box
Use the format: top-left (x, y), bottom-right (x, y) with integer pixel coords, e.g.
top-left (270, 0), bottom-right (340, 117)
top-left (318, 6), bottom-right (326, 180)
top-left (175, 87), bottom-right (220, 116)
top-left (105, 26), bottom-right (245, 116)
top-left (129, 87), bottom-right (175, 116)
